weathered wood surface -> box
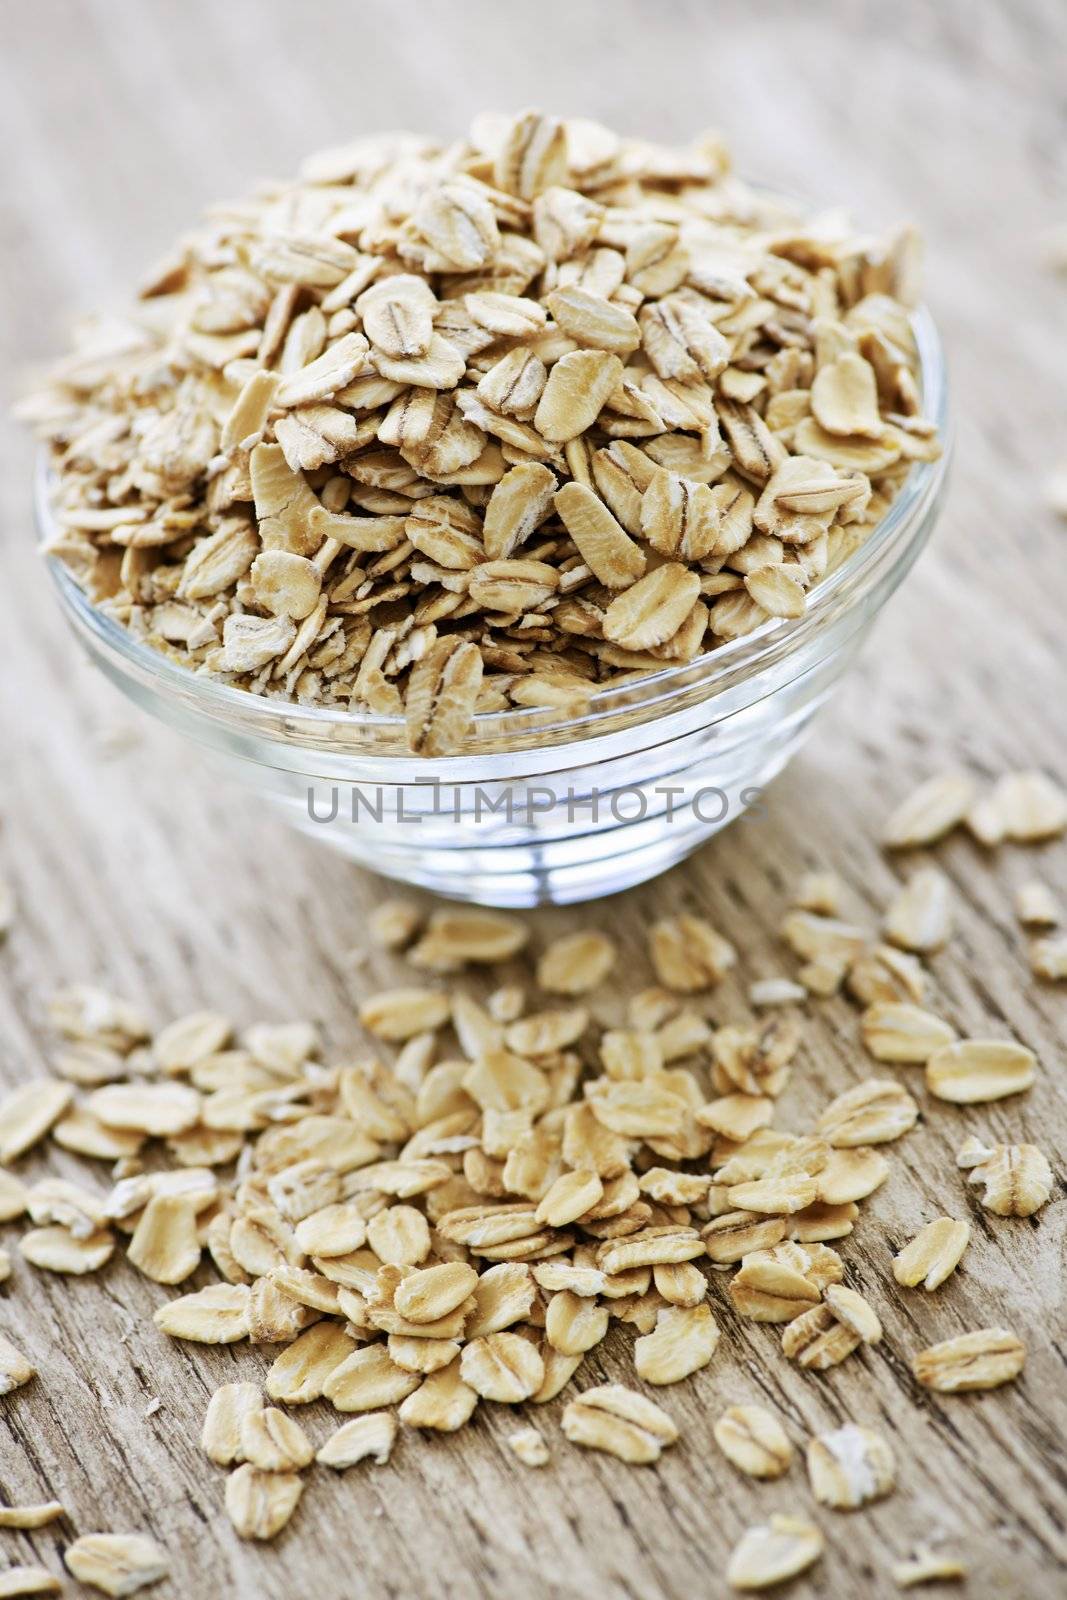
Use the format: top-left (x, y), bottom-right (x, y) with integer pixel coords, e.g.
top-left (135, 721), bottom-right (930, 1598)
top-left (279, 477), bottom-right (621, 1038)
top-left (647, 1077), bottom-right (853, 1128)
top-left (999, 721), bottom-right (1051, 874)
top-left (1, 1), bottom-right (1065, 1595)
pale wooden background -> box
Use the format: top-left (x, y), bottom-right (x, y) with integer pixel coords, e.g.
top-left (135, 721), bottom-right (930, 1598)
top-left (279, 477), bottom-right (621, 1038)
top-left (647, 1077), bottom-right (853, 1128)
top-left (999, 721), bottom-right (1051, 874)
top-left (1, 2), bottom-right (1065, 1596)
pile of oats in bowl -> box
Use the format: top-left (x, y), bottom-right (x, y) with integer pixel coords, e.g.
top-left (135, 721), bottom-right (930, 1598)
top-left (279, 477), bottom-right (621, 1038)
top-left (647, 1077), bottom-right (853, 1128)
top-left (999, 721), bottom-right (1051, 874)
top-left (25, 111), bottom-right (939, 754)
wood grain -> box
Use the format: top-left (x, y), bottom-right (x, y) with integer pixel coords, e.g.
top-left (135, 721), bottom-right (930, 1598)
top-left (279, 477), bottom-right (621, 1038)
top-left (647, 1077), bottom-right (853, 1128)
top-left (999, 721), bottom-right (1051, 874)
top-left (1, 2), bottom-right (1065, 1596)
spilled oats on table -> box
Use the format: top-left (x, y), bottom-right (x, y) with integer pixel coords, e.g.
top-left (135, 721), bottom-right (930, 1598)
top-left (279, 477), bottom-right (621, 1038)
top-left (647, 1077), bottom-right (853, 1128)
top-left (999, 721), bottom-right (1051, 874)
top-left (0, 799), bottom-right (1057, 1590)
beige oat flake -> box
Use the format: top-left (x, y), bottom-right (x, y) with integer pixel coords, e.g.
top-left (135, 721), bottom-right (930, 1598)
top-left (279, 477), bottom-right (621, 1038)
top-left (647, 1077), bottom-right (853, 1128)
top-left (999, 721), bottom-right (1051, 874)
top-left (460, 1333), bottom-right (544, 1402)
top-left (861, 1003), bottom-right (956, 1063)
top-left (20, 1225), bottom-right (114, 1275)
top-left (240, 1407), bottom-right (314, 1472)
top-left (63, 1534), bottom-right (168, 1597)
top-left (995, 770), bottom-right (1067, 842)
top-left (398, 1358), bottom-right (479, 1431)
top-left (960, 1138), bottom-right (1052, 1216)
top-left (816, 1079), bottom-right (918, 1145)
top-left (1030, 933), bottom-right (1067, 980)
top-left (893, 1218), bottom-right (970, 1290)
top-left (912, 1328), bottom-right (1025, 1391)
top-left (0, 1503), bottom-right (65, 1530)
top-left (0, 1567), bottom-right (62, 1597)
top-left (892, 1546), bottom-right (968, 1587)
top-left (881, 772), bottom-right (973, 849)
top-left (224, 1465), bottom-right (303, 1541)
top-left (807, 1423), bottom-right (894, 1509)
top-left (536, 931), bottom-right (616, 995)
top-left (562, 1383), bottom-right (678, 1464)
top-left (0, 1334), bottom-right (36, 1395)
top-left (726, 1515), bottom-right (824, 1591)
top-left (713, 1405), bottom-right (793, 1478)
top-left (153, 1283), bottom-right (251, 1343)
top-left (925, 1038), bottom-right (1036, 1103)
top-left (634, 1303), bottom-right (719, 1384)
top-left (316, 1412), bottom-right (397, 1468)
top-left (1014, 880), bottom-right (1059, 927)
top-left (507, 1426), bottom-right (550, 1466)
top-left (650, 915), bottom-right (736, 991)
top-left (202, 1382), bottom-right (263, 1465)
top-left (0, 1081), bottom-right (73, 1164)
top-left (884, 869), bottom-right (953, 952)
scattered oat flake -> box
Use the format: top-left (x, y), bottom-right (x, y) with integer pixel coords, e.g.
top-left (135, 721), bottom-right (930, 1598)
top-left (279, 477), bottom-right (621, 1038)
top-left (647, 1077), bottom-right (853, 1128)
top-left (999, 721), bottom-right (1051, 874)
top-left (882, 772), bottom-right (974, 849)
top-left (925, 1038), bottom-right (1036, 1103)
top-left (806, 1423), bottom-right (894, 1509)
top-left (0, 1171), bottom-right (27, 1221)
top-left (368, 899), bottom-right (422, 950)
top-left (240, 1407), bottom-right (314, 1472)
top-left (399, 1361), bottom-right (479, 1431)
top-left (153, 1010), bottom-right (231, 1072)
top-left (460, 1332), bottom-right (544, 1402)
top-left (225, 1465), bottom-right (303, 1541)
top-left (650, 914), bottom-right (735, 991)
top-left (63, 1533), bottom-right (168, 1597)
top-left (634, 1303), bottom-right (719, 1385)
top-left (154, 1283), bottom-right (250, 1343)
top-left (963, 789), bottom-right (1006, 847)
top-left (562, 1383), bottom-right (678, 1464)
top-left (793, 871), bottom-right (842, 916)
top-left (537, 930), bottom-right (616, 995)
top-left (0, 1568), bottom-right (62, 1598)
top-left (962, 1140), bottom-right (1052, 1217)
top-left (995, 770), bottom-right (1067, 842)
top-left (824, 1283), bottom-right (881, 1343)
top-left (892, 1547), bottom-right (968, 1587)
top-left (359, 987), bottom-right (451, 1040)
top-left (816, 1079), bottom-right (919, 1145)
top-left (0, 1081), bottom-right (73, 1163)
top-left (780, 910), bottom-right (867, 964)
top-left (726, 1514), bottom-right (824, 1590)
top-left (861, 1001), bottom-right (956, 1064)
top-left (893, 1218), bottom-right (970, 1290)
top-left (1014, 880), bottom-right (1059, 927)
top-left (316, 1412), bottom-right (397, 1469)
top-left (748, 977), bottom-right (807, 1008)
top-left (1030, 934), bottom-right (1067, 980)
top-left (409, 909), bottom-right (527, 969)
top-left (781, 1305), bottom-right (857, 1370)
top-left (713, 1405), bottom-right (793, 1479)
top-left (507, 1426), bottom-right (549, 1466)
top-left (0, 1331), bottom-right (36, 1395)
top-left (0, 1503), bottom-right (65, 1529)
top-left (912, 1327), bottom-right (1025, 1391)
top-left (20, 1225), bottom-right (114, 1275)
top-left (84, 1082), bottom-right (200, 1137)
top-left (884, 868), bottom-right (953, 952)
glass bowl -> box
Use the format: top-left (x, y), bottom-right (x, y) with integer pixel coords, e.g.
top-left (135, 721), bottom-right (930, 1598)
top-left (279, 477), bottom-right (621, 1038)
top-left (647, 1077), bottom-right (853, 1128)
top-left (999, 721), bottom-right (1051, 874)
top-left (37, 307), bottom-right (948, 908)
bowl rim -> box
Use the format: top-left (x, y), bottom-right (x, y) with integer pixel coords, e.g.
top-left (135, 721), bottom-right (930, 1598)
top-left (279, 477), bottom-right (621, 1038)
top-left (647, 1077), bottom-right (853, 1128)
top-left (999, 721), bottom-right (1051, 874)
top-left (37, 303), bottom-right (948, 756)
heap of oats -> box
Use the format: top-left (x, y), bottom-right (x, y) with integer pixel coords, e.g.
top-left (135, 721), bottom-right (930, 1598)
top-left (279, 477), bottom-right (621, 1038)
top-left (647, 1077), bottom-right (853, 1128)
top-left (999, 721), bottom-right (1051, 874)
top-left (0, 871), bottom-right (1052, 1584)
top-left (25, 111), bottom-right (938, 753)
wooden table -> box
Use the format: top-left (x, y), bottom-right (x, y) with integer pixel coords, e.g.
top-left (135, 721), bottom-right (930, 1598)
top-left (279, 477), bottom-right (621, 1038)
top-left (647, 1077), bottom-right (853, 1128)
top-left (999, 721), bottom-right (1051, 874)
top-left (2, 2), bottom-right (1065, 1595)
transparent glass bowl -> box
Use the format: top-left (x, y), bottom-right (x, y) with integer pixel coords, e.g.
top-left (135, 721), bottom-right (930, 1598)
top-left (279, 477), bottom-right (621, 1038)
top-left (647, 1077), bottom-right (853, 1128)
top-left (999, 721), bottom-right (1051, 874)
top-left (38, 308), bottom-right (948, 907)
